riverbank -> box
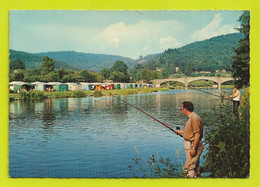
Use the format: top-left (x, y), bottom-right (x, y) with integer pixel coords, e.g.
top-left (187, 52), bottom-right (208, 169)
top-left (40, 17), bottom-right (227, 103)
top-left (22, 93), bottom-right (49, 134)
top-left (9, 87), bottom-right (170, 100)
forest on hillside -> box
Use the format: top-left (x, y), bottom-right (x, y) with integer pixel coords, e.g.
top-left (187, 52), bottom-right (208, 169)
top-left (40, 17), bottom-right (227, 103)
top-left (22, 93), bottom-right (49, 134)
top-left (129, 33), bottom-right (243, 81)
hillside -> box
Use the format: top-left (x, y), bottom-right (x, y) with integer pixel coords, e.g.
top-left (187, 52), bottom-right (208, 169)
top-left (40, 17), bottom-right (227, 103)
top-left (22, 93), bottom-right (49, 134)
top-left (9, 50), bottom-right (79, 70)
top-left (36, 51), bottom-right (136, 72)
top-left (9, 33), bottom-right (242, 74)
top-left (142, 33), bottom-right (243, 75)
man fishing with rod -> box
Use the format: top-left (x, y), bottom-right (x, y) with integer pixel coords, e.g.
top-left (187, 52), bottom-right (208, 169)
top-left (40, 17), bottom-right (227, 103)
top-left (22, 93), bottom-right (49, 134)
top-left (119, 96), bottom-right (204, 178)
top-left (175, 101), bottom-right (203, 178)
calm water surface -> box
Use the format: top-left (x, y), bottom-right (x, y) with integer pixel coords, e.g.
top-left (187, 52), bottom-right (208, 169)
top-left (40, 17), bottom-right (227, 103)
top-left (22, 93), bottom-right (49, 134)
top-left (9, 89), bottom-right (232, 178)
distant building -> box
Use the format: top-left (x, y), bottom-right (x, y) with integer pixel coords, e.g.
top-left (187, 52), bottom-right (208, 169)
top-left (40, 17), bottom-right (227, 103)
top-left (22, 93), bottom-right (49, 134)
top-left (66, 82), bottom-right (82, 91)
top-left (103, 79), bottom-right (113, 83)
top-left (200, 71), bottom-right (211, 74)
top-left (215, 69), bottom-right (227, 73)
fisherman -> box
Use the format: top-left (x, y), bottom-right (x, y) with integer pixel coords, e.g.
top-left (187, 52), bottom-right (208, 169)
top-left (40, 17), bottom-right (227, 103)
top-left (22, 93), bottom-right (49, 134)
top-left (224, 85), bottom-right (241, 116)
top-left (175, 101), bottom-right (203, 178)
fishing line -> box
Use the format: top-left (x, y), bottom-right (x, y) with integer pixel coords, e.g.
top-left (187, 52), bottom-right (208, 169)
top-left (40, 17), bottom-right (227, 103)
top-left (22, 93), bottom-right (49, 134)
top-left (192, 88), bottom-right (232, 102)
top-left (116, 96), bottom-right (182, 137)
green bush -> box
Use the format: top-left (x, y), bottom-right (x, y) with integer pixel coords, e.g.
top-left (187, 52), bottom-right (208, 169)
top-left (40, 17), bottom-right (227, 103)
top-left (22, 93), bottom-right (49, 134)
top-left (19, 90), bottom-right (45, 100)
top-left (19, 90), bottom-right (27, 100)
top-left (93, 90), bottom-right (103, 97)
top-left (203, 88), bottom-right (250, 178)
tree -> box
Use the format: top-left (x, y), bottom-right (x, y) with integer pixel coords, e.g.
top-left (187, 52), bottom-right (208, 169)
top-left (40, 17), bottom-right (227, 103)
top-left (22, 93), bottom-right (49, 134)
top-left (232, 11), bottom-right (250, 87)
top-left (40, 72), bottom-right (58, 82)
top-left (41, 56), bottom-right (55, 75)
top-left (100, 68), bottom-right (111, 79)
top-left (9, 60), bottom-right (25, 73)
top-left (80, 70), bottom-right (94, 82)
top-left (9, 71), bottom-right (24, 81)
top-left (161, 68), bottom-right (170, 78)
top-left (141, 68), bottom-right (154, 83)
top-left (109, 71), bottom-right (126, 82)
top-left (111, 61), bottom-right (128, 75)
top-left (111, 61), bottom-right (130, 82)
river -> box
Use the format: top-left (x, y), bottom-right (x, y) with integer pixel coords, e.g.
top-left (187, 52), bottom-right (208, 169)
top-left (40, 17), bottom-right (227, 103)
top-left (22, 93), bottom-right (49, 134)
top-left (9, 89), bottom-right (232, 178)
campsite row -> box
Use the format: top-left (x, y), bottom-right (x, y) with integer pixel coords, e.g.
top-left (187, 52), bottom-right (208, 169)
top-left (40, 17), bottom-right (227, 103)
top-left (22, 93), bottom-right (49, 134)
top-left (9, 81), bottom-right (155, 93)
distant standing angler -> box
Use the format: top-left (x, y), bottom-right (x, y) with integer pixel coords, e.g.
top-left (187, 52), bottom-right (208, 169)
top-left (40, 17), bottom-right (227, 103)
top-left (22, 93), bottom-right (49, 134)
top-left (225, 85), bottom-right (241, 116)
top-left (174, 101), bottom-right (203, 178)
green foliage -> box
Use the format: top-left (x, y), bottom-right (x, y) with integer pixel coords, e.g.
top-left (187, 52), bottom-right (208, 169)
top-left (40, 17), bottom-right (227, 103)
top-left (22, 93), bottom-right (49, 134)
top-left (128, 150), bottom-right (185, 178)
top-left (9, 60), bottom-right (26, 73)
top-left (9, 50), bottom-right (78, 70)
top-left (19, 90), bottom-right (45, 100)
top-left (49, 92), bottom-right (67, 98)
top-left (141, 68), bottom-right (158, 83)
top-left (100, 68), bottom-right (111, 79)
top-left (111, 61), bottom-right (128, 75)
top-left (203, 88), bottom-right (250, 178)
top-left (110, 60), bottom-right (130, 82)
top-left (109, 71), bottom-right (126, 82)
top-left (71, 91), bottom-right (87, 97)
top-left (131, 33), bottom-right (242, 80)
top-left (100, 61), bottom-right (130, 82)
top-left (188, 80), bottom-right (215, 88)
top-left (232, 11), bottom-right (250, 87)
top-left (161, 81), bottom-right (185, 89)
top-left (35, 51), bottom-right (135, 72)
top-left (93, 90), bottom-right (103, 97)
top-left (80, 70), bottom-right (96, 82)
top-left (41, 56), bottom-right (55, 75)
top-left (9, 71), bottom-right (24, 81)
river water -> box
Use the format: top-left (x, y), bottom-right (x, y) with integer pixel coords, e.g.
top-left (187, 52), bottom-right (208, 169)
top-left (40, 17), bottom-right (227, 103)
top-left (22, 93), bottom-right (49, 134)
top-left (9, 89), bottom-right (232, 178)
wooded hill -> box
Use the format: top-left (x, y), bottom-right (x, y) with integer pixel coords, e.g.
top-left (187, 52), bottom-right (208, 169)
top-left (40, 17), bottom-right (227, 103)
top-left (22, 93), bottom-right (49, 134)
top-left (140, 33), bottom-right (243, 75)
top-left (36, 51), bottom-right (136, 72)
top-left (9, 33), bottom-right (243, 75)
top-left (9, 50), bottom-right (79, 71)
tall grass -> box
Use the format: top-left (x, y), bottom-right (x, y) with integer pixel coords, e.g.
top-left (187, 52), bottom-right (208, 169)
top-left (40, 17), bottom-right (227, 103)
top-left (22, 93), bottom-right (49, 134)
top-left (128, 148), bottom-right (185, 178)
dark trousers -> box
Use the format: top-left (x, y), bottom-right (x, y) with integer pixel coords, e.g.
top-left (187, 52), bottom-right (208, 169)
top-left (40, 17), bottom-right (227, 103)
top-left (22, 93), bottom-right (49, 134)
top-left (233, 101), bottom-right (240, 116)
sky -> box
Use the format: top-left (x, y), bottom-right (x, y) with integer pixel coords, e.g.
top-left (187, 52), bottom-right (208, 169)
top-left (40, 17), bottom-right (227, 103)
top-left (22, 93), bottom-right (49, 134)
top-left (9, 10), bottom-right (244, 59)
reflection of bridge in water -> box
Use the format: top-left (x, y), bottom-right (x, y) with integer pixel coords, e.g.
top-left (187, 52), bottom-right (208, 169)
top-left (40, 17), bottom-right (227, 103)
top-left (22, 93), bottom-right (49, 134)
top-left (151, 76), bottom-right (235, 89)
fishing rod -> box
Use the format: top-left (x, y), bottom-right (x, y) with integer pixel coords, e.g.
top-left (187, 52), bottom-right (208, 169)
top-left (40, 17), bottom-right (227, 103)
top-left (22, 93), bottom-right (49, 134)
top-left (192, 88), bottom-right (232, 102)
top-left (116, 96), bottom-right (183, 137)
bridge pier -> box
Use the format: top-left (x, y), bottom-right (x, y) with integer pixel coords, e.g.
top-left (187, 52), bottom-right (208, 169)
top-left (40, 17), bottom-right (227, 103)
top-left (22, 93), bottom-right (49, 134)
top-left (218, 82), bottom-right (221, 90)
top-left (185, 83), bottom-right (188, 90)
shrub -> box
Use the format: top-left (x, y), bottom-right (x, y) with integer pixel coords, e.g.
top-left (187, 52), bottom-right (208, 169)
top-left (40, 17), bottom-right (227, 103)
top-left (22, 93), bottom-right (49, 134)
top-left (128, 149), bottom-right (185, 178)
top-left (19, 90), bottom-right (45, 100)
top-left (93, 90), bottom-right (103, 97)
top-left (203, 88), bottom-right (250, 178)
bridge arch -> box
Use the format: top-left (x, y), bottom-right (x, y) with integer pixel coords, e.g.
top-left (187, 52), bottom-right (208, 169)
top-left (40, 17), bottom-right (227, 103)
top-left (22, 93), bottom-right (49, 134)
top-left (187, 78), bottom-right (218, 88)
top-left (221, 79), bottom-right (236, 85)
top-left (160, 80), bottom-right (185, 88)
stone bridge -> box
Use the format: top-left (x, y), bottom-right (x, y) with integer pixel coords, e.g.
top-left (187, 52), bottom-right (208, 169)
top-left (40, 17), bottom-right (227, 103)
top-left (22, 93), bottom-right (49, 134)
top-left (151, 76), bottom-right (235, 89)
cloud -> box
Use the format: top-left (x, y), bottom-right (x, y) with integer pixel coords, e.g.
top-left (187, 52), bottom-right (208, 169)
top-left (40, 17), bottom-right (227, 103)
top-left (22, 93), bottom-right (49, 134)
top-left (191, 13), bottom-right (238, 41)
top-left (159, 35), bottom-right (182, 49)
top-left (12, 18), bottom-right (186, 58)
top-left (94, 20), bottom-right (185, 51)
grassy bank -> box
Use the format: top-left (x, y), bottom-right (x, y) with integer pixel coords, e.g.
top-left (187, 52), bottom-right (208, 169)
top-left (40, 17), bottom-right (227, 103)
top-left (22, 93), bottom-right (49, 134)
top-left (9, 87), bottom-right (170, 100)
